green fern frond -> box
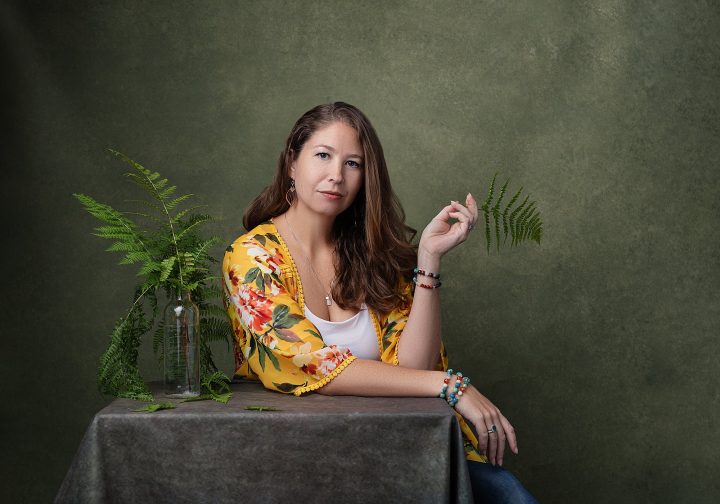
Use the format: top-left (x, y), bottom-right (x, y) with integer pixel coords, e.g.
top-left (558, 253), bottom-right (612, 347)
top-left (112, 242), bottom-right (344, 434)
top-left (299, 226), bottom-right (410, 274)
top-left (202, 316), bottom-right (233, 349)
top-left (138, 260), bottom-right (162, 276)
top-left (158, 184), bottom-right (177, 199)
top-left (175, 214), bottom-right (213, 241)
top-left (201, 371), bottom-right (231, 397)
top-left (476, 176), bottom-right (543, 253)
top-left (192, 237), bottom-right (221, 263)
top-left (118, 251), bottom-right (151, 265)
top-left (105, 240), bottom-right (147, 253)
top-left (124, 198), bottom-right (166, 214)
top-left (159, 256), bottom-right (176, 283)
top-left (202, 303), bottom-right (230, 319)
top-left (502, 187), bottom-right (523, 243)
top-left (98, 299), bottom-right (153, 400)
top-left (124, 171), bottom-right (165, 200)
top-left (166, 193), bottom-right (192, 211)
top-left (171, 204), bottom-right (207, 223)
top-left (123, 211), bottom-right (167, 225)
top-left (197, 284), bottom-right (224, 300)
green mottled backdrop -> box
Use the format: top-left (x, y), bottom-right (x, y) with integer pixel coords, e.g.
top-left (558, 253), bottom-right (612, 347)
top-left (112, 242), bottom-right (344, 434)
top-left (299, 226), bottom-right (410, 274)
top-left (2, 1), bottom-right (719, 502)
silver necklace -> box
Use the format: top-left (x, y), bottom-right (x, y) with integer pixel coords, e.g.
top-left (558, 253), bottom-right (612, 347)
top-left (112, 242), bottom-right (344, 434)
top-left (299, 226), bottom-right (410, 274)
top-left (284, 213), bottom-right (335, 306)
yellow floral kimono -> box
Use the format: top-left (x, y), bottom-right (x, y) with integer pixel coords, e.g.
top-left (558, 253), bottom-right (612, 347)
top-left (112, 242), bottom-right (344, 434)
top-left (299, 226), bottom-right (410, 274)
top-left (222, 220), bottom-right (487, 463)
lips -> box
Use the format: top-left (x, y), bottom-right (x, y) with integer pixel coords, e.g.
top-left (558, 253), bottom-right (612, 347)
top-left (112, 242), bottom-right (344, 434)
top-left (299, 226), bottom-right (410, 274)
top-left (320, 191), bottom-right (343, 197)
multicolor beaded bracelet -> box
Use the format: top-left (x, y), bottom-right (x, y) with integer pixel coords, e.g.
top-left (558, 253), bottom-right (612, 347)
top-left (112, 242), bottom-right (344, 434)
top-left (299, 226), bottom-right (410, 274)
top-left (413, 267), bottom-right (441, 279)
top-left (448, 375), bottom-right (470, 407)
top-left (439, 369), bottom-right (470, 407)
top-left (412, 275), bottom-right (442, 289)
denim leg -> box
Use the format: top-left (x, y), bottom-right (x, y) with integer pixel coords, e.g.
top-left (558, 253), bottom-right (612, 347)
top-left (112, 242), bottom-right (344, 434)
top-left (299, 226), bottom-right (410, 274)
top-left (466, 461), bottom-right (539, 504)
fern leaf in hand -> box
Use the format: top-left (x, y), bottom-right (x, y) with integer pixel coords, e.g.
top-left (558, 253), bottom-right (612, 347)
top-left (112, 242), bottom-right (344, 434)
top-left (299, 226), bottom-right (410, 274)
top-left (479, 173), bottom-right (543, 253)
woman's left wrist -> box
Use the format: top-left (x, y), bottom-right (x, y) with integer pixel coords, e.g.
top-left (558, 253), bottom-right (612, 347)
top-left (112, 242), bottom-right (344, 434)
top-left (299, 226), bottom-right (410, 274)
top-left (417, 246), bottom-right (441, 272)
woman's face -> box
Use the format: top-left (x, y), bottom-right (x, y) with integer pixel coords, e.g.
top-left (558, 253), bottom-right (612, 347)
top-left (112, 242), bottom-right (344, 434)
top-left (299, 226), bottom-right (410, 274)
top-left (290, 120), bottom-right (364, 218)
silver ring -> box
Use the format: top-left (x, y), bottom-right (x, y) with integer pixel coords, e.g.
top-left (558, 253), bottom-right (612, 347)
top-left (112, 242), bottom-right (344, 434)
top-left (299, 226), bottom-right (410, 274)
top-left (488, 424), bottom-right (497, 434)
top-left (468, 223), bottom-right (475, 231)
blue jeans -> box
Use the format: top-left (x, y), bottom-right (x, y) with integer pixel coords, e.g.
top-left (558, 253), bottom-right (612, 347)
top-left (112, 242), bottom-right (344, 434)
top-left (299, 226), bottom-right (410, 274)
top-left (466, 461), bottom-right (539, 504)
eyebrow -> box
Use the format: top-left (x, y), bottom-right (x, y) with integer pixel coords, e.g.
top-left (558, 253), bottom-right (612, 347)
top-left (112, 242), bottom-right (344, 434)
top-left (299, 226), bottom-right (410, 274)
top-left (312, 144), bottom-right (363, 159)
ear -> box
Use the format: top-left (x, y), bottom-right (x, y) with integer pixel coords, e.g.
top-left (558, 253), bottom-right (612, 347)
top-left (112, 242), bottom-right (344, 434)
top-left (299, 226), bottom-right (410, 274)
top-left (289, 148), bottom-right (296, 177)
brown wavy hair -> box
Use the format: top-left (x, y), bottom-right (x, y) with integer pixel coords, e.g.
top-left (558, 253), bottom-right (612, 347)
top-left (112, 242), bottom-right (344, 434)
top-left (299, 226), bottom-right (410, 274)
top-left (243, 102), bottom-right (417, 317)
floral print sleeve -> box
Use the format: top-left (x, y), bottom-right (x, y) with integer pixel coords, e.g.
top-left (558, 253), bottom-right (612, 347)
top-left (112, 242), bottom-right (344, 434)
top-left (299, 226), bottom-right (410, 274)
top-left (222, 228), bottom-right (356, 396)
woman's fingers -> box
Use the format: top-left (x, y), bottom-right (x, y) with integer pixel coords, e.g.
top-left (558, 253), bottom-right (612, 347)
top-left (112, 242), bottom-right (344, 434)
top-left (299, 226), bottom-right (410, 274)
top-left (476, 419), bottom-right (489, 458)
top-left (450, 200), bottom-right (473, 223)
top-left (448, 210), bottom-right (470, 231)
top-left (465, 193), bottom-right (479, 222)
top-left (491, 411), bottom-right (507, 466)
top-left (450, 197), bottom-right (478, 234)
top-left (484, 415), bottom-right (498, 465)
top-left (432, 204), bottom-right (452, 221)
top-left (499, 414), bottom-right (518, 455)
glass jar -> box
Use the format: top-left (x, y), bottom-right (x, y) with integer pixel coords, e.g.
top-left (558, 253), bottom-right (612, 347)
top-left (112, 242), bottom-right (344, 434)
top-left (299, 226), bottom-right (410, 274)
top-left (163, 290), bottom-right (201, 397)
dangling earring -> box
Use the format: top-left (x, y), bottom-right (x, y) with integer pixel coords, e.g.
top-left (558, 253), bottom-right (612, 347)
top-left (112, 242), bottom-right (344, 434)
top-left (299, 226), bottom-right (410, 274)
top-left (285, 179), bottom-right (296, 207)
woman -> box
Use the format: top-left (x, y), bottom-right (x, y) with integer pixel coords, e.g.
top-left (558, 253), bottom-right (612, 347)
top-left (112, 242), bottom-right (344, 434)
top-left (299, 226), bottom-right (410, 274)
top-left (222, 102), bottom-right (538, 503)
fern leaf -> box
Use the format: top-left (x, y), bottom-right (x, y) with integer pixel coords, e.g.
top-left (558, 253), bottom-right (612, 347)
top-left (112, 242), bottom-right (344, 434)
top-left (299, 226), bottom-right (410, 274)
top-left (170, 204), bottom-right (204, 224)
top-left (175, 214), bottom-right (213, 241)
top-left (124, 198), bottom-right (166, 215)
top-left (166, 193), bottom-right (192, 211)
top-left (201, 316), bottom-right (233, 350)
top-left (483, 207), bottom-right (492, 254)
top-left (159, 256), bottom-right (176, 283)
top-left (502, 187), bottom-right (523, 244)
top-left (492, 179), bottom-right (509, 252)
top-left (158, 184), bottom-right (177, 200)
top-left (106, 241), bottom-right (146, 253)
top-left (509, 195), bottom-right (529, 246)
top-left (138, 259), bottom-right (162, 276)
top-left (482, 172), bottom-right (497, 210)
top-left (202, 303), bottom-right (230, 319)
top-left (196, 284), bottom-right (224, 300)
top-left (514, 200), bottom-right (535, 246)
top-left (192, 237), bottom-right (221, 263)
top-left (118, 251), bottom-right (151, 265)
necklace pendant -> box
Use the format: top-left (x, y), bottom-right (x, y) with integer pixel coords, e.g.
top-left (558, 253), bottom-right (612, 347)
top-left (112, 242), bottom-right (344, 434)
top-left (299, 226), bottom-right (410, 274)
top-left (325, 295), bottom-right (332, 306)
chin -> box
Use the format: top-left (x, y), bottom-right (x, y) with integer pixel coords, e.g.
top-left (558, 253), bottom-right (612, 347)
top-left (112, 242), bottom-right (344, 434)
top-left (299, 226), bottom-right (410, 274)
top-left (307, 202), bottom-right (349, 219)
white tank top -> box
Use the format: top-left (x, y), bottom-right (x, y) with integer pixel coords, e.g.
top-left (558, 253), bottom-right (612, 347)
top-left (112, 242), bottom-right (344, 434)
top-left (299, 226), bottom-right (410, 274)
top-left (303, 302), bottom-right (380, 360)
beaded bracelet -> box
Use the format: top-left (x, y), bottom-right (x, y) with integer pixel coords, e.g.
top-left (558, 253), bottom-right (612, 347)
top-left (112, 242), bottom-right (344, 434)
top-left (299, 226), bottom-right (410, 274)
top-left (439, 369), bottom-right (470, 407)
top-left (412, 275), bottom-right (442, 289)
top-left (448, 375), bottom-right (470, 407)
top-left (413, 267), bottom-right (441, 279)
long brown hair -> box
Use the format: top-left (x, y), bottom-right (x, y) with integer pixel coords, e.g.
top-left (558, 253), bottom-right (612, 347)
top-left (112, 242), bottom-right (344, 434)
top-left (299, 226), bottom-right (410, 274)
top-left (243, 102), bottom-right (417, 316)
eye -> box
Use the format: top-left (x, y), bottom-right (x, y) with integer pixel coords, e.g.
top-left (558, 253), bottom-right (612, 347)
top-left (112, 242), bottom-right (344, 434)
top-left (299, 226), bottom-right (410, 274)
top-left (316, 152), bottom-right (330, 160)
top-left (347, 160), bottom-right (362, 169)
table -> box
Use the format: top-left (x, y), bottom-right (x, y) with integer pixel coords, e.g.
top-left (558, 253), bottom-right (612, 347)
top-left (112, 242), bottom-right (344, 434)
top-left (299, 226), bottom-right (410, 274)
top-left (55, 380), bottom-right (474, 503)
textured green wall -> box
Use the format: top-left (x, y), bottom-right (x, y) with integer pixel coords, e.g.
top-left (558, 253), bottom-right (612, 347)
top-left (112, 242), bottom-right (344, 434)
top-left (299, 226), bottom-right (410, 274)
top-left (3, 1), bottom-right (719, 502)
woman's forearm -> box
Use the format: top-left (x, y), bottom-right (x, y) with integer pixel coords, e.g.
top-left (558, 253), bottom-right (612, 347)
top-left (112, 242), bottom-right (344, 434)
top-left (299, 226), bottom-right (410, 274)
top-left (315, 358), bottom-right (455, 396)
top-left (396, 247), bottom-right (442, 369)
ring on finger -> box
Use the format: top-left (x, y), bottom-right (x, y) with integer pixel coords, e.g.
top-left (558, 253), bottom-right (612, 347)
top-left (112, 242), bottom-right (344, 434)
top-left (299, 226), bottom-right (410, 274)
top-left (488, 424), bottom-right (497, 434)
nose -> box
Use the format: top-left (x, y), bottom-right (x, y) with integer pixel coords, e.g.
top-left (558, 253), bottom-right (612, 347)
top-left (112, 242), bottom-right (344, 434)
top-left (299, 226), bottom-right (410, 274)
top-left (327, 160), bottom-right (343, 183)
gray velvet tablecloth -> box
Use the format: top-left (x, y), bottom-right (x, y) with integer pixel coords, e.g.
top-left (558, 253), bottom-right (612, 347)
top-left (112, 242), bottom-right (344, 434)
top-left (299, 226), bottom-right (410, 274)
top-left (55, 380), bottom-right (474, 504)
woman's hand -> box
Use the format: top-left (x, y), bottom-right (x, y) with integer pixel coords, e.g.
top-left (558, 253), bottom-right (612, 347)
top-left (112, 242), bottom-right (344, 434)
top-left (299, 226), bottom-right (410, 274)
top-left (453, 384), bottom-right (519, 466)
top-left (418, 193), bottom-right (479, 258)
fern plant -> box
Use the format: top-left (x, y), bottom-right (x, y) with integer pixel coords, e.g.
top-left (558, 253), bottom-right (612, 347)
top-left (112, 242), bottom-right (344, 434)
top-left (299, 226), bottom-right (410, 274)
top-left (479, 173), bottom-right (543, 253)
top-left (75, 149), bottom-right (233, 401)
